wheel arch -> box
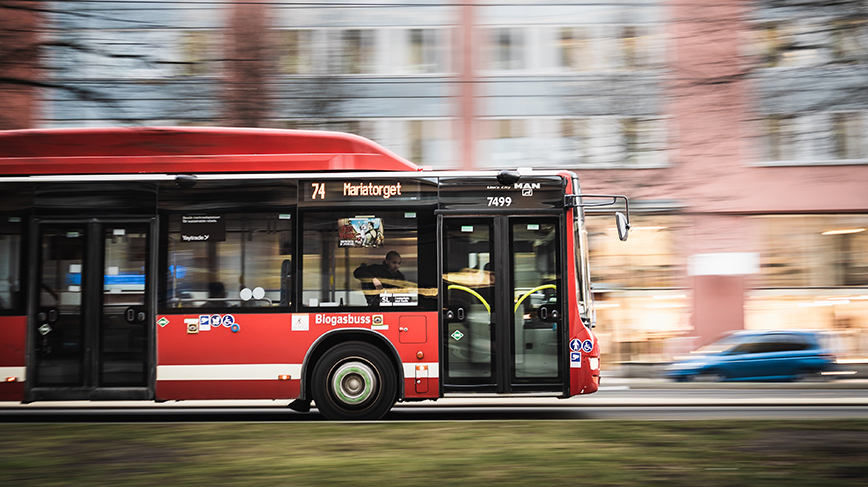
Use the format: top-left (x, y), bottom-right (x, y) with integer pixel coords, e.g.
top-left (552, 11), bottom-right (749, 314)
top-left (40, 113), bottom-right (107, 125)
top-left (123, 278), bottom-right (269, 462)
top-left (298, 328), bottom-right (404, 402)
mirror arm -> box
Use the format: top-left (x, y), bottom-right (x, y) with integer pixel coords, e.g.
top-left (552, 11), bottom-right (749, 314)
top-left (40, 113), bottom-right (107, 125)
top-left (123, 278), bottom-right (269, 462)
top-left (564, 193), bottom-right (630, 223)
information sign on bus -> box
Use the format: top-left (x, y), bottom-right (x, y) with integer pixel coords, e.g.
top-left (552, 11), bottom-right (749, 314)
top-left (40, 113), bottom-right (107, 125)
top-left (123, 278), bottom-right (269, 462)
top-left (438, 176), bottom-right (565, 210)
top-left (301, 180), bottom-right (430, 205)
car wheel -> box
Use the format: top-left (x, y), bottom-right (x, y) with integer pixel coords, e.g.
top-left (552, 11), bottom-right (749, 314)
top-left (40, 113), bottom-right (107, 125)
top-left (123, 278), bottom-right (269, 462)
top-left (312, 341), bottom-right (397, 421)
top-left (793, 369), bottom-right (820, 382)
top-left (695, 370), bottom-right (726, 382)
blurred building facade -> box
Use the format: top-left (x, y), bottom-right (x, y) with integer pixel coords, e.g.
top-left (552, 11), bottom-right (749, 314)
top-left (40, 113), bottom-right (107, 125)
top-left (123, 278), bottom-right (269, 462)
top-left (2, 0), bottom-right (868, 363)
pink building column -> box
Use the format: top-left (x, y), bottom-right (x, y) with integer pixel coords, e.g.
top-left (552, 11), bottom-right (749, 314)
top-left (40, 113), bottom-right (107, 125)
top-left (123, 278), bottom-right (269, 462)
top-left (688, 250), bottom-right (759, 345)
top-left (458, 1), bottom-right (476, 168)
top-left (692, 275), bottom-right (746, 345)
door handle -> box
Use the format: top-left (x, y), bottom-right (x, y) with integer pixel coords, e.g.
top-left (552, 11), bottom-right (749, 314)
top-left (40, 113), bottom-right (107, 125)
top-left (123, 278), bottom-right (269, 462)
top-left (537, 305), bottom-right (560, 323)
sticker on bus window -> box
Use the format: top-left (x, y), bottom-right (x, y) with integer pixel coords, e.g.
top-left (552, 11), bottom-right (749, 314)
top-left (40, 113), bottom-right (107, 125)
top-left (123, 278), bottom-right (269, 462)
top-left (181, 215), bottom-right (226, 242)
top-left (338, 217), bottom-right (383, 248)
top-left (570, 352), bottom-right (582, 368)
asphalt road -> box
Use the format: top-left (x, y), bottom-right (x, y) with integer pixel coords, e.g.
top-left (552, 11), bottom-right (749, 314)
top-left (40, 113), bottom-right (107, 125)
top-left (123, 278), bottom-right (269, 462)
top-left (2, 380), bottom-right (867, 422)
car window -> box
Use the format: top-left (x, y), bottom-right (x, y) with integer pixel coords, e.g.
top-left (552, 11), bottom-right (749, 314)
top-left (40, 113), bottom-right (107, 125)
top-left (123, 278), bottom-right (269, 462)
top-left (735, 333), bottom-right (809, 354)
top-left (730, 337), bottom-right (763, 354)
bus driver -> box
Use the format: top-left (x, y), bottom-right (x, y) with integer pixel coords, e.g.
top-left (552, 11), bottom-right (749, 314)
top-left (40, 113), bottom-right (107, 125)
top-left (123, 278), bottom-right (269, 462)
top-left (353, 251), bottom-right (405, 306)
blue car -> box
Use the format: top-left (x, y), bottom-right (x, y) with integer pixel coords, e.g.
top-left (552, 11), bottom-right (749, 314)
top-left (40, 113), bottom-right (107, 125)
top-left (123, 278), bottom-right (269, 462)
top-left (665, 330), bottom-right (837, 382)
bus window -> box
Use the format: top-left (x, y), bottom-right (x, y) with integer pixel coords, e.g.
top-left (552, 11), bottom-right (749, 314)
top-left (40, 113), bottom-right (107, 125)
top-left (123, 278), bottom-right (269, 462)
top-left (302, 211), bottom-right (418, 309)
top-left (166, 213), bottom-right (293, 309)
top-left (0, 216), bottom-right (22, 311)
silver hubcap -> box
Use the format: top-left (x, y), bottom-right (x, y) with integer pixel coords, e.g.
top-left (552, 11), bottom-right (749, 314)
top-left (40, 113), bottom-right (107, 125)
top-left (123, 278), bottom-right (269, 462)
top-left (332, 361), bottom-right (377, 406)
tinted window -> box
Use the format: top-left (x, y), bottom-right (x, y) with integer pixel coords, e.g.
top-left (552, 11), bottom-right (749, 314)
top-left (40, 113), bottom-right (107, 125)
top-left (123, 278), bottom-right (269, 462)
top-left (302, 210), bottom-right (434, 309)
top-left (733, 333), bottom-right (809, 354)
top-left (0, 216), bottom-right (22, 311)
top-left (165, 213), bottom-right (293, 309)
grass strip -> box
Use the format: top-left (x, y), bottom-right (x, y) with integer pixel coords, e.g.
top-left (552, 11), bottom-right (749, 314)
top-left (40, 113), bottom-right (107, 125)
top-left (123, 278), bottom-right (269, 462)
top-left (1, 420), bottom-right (867, 486)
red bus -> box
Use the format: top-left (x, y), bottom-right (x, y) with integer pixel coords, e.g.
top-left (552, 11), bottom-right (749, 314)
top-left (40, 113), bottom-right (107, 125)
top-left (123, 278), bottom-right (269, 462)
top-left (0, 127), bottom-right (629, 420)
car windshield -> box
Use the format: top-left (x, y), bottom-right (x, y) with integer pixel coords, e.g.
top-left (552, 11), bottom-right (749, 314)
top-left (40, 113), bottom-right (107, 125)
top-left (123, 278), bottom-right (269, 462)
top-left (694, 334), bottom-right (751, 354)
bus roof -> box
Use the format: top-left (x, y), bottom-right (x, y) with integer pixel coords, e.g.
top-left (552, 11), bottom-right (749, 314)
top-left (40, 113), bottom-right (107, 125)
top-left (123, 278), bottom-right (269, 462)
top-left (0, 126), bottom-right (421, 175)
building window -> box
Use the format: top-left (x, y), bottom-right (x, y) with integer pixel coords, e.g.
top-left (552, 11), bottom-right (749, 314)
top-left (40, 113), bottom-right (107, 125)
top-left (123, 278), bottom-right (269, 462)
top-left (408, 119), bottom-right (453, 165)
top-left (166, 213), bottom-right (293, 309)
top-left (620, 117), bottom-right (667, 165)
top-left (755, 215), bottom-right (868, 288)
top-left (762, 113), bottom-right (865, 164)
top-left (180, 31), bottom-right (213, 76)
top-left (339, 29), bottom-right (376, 75)
top-left (480, 119), bottom-right (529, 167)
top-left (832, 112), bottom-right (865, 160)
top-left (587, 214), bottom-right (681, 289)
top-left (766, 115), bottom-right (799, 161)
top-left (747, 214), bottom-right (868, 360)
top-left (618, 25), bottom-right (659, 70)
top-left (559, 27), bottom-right (592, 71)
top-left (560, 118), bottom-right (589, 163)
top-left (831, 20), bottom-right (868, 64)
top-left (408, 28), bottom-right (446, 74)
top-left (585, 214), bottom-right (689, 363)
top-left (279, 29), bottom-right (313, 75)
top-left (758, 22), bottom-right (822, 68)
top-left (488, 27), bottom-right (526, 71)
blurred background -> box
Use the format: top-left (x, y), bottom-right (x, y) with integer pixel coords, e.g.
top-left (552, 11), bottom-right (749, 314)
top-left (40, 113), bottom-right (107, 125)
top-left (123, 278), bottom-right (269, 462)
top-left (2, 0), bottom-right (868, 370)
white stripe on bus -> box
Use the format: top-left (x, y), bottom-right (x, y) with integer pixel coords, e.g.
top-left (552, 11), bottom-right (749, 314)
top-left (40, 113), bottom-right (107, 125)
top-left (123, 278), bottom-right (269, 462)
top-left (403, 362), bottom-right (439, 379)
top-left (0, 366), bottom-right (26, 381)
top-left (156, 363), bottom-right (439, 381)
top-left (157, 364), bottom-right (302, 381)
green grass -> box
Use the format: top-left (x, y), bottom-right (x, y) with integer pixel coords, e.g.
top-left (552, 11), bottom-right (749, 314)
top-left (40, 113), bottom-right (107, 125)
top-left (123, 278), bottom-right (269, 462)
top-left (1, 421), bottom-right (867, 486)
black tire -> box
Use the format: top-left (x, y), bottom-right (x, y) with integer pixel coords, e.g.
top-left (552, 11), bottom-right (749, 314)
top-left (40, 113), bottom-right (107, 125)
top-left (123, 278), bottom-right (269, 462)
top-left (311, 341), bottom-right (397, 421)
top-left (696, 370), bottom-right (726, 382)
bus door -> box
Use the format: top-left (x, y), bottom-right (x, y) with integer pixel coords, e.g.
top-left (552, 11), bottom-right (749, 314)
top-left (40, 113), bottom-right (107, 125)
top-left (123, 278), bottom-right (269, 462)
top-left (441, 215), bottom-right (564, 393)
top-left (28, 219), bottom-right (154, 401)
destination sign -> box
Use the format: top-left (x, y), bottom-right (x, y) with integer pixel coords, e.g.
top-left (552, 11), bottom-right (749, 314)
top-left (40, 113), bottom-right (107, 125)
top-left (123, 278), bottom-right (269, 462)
top-left (438, 176), bottom-right (565, 210)
top-left (300, 180), bottom-right (434, 206)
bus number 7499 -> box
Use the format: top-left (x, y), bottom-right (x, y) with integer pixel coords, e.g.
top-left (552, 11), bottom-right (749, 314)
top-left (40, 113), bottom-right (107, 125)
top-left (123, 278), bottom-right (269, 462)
top-left (487, 196), bottom-right (512, 207)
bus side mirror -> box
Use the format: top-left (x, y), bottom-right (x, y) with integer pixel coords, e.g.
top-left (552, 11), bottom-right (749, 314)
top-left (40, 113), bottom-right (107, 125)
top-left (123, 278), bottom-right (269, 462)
top-left (616, 212), bottom-right (630, 242)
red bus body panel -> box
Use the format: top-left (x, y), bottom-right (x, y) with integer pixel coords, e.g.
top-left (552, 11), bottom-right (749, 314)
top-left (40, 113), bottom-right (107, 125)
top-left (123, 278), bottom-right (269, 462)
top-left (0, 316), bottom-right (27, 401)
top-left (561, 174), bottom-right (601, 395)
top-left (155, 312), bottom-right (439, 401)
top-left (0, 127), bottom-right (420, 174)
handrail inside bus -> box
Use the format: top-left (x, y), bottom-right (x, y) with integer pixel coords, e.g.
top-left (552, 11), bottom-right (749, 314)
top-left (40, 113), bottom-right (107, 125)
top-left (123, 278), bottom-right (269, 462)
top-left (447, 284), bottom-right (491, 314)
top-left (514, 284), bottom-right (557, 313)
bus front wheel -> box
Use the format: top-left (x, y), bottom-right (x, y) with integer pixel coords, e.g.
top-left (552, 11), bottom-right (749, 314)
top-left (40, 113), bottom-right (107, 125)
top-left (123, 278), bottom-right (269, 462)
top-left (312, 341), bottom-right (397, 421)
